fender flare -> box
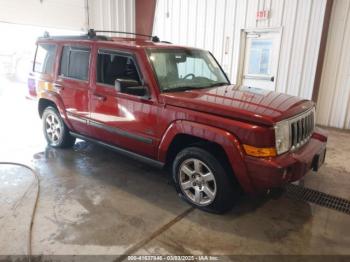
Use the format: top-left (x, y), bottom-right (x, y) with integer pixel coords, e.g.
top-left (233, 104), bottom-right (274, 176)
top-left (38, 91), bottom-right (73, 130)
top-left (158, 120), bottom-right (255, 194)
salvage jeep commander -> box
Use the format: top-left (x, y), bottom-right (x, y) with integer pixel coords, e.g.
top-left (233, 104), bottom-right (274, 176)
top-left (28, 30), bottom-right (327, 213)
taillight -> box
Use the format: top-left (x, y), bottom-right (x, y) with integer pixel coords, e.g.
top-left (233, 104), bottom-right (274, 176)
top-left (28, 78), bottom-right (37, 97)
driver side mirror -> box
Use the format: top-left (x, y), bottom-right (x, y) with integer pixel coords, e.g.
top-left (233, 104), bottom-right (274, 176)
top-left (114, 79), bottom-right (150, 99)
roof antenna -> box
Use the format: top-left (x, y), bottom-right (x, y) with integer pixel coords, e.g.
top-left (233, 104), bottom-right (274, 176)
top-left (87, 29), bottom-right (96, 39)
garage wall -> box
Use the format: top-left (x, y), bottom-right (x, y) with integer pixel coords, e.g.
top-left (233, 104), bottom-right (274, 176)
top-left (317, 0), bottom-right (350, 129)
top-left (0, 0), bottom-right (86, 30)
top-left (87, 0), bottom-right (135, 34)
top-left (153, 0), bottom-right (327, 100)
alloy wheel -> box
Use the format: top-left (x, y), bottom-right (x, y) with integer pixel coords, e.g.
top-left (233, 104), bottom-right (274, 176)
top-left (45, 113), bottom-right (62, 145)
top-left (178, 158), bottom-right (217, 206)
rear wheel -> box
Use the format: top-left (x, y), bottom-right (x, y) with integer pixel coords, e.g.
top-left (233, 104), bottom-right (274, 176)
top-left (172, 147), bottom-right (238, 213)
top-left (42, 106), bottom-right (75, 148)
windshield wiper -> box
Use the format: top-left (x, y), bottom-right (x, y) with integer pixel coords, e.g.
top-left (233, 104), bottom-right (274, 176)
top-left (163, 82), bottom-right (229, 93)
top-left (162, 86), bottom-right (194, 92)
top-left (207, 82), bottom-right (229, 88)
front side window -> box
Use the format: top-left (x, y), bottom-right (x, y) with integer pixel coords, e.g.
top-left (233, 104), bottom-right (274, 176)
top-left (34, 44), bottom-right (57, 74)
top-left (97, 50), bottom-right (146, 96)
top-left (60, 46), bottom-right (90, 81)
top-left (148, 49), bottom-right (229, 92)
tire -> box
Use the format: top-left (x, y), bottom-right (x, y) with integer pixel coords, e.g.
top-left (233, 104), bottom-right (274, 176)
top-left (172, 147), bottom-right (238, 213)
top-left (42, 106), bottom-right (76, 148)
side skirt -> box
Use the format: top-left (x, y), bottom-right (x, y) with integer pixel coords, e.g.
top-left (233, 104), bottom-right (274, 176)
top-left (70, 132), bottom-right (164, 169)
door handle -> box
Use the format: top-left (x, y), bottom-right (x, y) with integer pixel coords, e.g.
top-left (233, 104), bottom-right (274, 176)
top-left (93, 93), bottom-right (106, 102)
top-left (270, 76), bottom-right (275, 82)
top-left (54, 83), bottom-right (64, 91)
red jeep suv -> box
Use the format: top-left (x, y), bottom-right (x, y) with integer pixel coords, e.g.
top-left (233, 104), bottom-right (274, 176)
top-left (28, 30), bottom-right (327, 213)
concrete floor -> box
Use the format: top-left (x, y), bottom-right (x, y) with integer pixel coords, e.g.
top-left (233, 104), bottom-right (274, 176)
top-left (0, 78), bottom-right (350, 259)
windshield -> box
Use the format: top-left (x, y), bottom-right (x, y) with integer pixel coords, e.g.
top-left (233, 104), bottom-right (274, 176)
top-left (148, 49), bottom-right (229, 92)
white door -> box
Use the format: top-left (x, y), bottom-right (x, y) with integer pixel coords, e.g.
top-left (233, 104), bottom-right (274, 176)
top-left (242, 30), bottom-right (281, 91)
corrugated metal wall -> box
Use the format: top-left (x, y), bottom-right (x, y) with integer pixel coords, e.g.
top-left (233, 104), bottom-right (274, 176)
top-left (317, 0), bottom-right (350, 129)
top-left (0, 0), bottom-right (86, 30)
top-left (153, 0), bottom-right (327, 100)
top-left (87, 0), bottom-right (135, 33)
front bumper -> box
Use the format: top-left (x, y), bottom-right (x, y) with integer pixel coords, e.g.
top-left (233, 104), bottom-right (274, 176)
top-left (244, 131), bottom-right (327, 193)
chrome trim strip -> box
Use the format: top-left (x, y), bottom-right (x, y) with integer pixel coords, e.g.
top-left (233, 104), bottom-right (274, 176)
top-left (66, 113), bottom-right (153, 144)
top-left (289, 108), bottom-right (315, 151)
top-left (275, 107), bottom-right (315, 153)
top-left (70, 132), bottom-right (163, 169)
top-left (89, 120), bottom-right (153, 144)
top-left (67, 112), bottom-right (87, 124)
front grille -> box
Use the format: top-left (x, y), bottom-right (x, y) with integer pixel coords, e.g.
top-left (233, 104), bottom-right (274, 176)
top-left (286, 184), bottom-right (350, 215)
top-left (290, 108), bottom-right (315, 150)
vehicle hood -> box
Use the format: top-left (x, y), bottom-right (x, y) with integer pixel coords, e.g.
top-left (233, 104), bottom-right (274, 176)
top-left (160, 85), bottom-right (314, 126)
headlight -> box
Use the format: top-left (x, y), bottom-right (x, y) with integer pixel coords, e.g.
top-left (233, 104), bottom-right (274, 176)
top-left (274, 120), bottom-right (291, 155)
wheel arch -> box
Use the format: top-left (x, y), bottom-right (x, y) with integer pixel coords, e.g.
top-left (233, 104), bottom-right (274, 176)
top-left (37, 92), bottom-right (73, 130)
top-left (158, 120), bottom-right (255, 194)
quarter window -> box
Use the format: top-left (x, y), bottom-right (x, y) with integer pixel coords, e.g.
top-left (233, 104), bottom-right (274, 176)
top-left (34, 44), bottom-right (57, 74)
top-left (60, 46), bottom-right (90, 81)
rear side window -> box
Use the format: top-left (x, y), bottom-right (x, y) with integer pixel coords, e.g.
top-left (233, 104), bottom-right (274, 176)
top-left (60, 46), bottom-right (90, 81)
top-left (34, 44), bottom-right (57, 74)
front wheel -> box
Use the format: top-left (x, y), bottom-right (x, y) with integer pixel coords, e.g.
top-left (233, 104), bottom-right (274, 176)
top-left (172, 147), bottom-right (238, 213)
top-left (42, 106), bottom-right (76, 148)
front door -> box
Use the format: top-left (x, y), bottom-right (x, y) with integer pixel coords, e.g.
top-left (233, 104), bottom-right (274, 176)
top-left (89, 47), bottom-right (158, 158)
top-left (241, 30), bottom-right (281, 91)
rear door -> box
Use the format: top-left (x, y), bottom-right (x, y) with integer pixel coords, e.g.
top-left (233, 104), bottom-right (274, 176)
top-left (55, 44), bottom-right (91, 135)
top-left (89, 47), bottom-right (158, 158)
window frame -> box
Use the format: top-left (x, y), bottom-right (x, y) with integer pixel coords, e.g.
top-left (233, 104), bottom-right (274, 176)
top-left (33, 43), bottom-right (57, 75)
top-left (59, 45), bottom-right (91, 82)
top-left (96, 48), bottom-right (144, 88)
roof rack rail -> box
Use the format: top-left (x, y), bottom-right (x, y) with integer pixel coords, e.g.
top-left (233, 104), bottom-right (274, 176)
top-left (39, 31), bottom-right (111, 41)
top-left (88, 29), bottom-right (160, 42)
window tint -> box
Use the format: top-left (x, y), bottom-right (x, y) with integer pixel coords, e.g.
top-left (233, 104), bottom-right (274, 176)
top-left (34, 44), bottom-right (56, 74)
top-left (97, 50), bottom-right (145, 96)
top-left (97, 51), bottom-right (141, 85)
top-left (60, 46), bottom-right (90, 81)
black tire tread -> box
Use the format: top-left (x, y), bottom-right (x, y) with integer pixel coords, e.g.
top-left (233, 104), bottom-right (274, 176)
top-left (172, 146), bottom-right (238, 214)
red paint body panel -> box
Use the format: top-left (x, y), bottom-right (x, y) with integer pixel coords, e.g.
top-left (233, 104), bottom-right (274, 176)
top-left (161, 86), bottom-right (314, 126)
top-left (30, 37), bottom-right (328, 194)
top-left (245, 138), bottom-right (326, 191)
